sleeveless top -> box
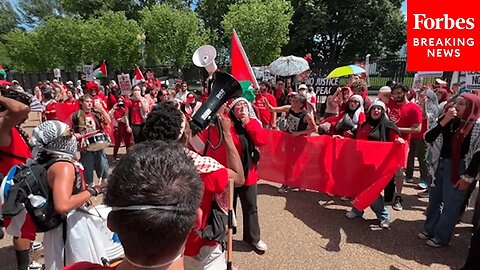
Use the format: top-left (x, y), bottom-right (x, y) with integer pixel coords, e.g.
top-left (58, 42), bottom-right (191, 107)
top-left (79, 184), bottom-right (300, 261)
top-left (286, 108), bottom-right (309, 133)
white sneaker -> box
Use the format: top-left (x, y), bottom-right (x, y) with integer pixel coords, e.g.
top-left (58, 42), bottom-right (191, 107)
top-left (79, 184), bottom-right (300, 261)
top-left (252, 240), bottom-right (267, 251)
top-left (28, 261), bottom-right (43, 270)
top-left (345, 210), bottom-right (358, 219)
top-left (30, 241), bottom-right (43, 252)
top-left (380, 219), bottom-right (390, 229)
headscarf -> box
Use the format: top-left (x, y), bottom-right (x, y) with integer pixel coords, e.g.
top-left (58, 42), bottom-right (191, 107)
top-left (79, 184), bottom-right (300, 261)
top-left (436, 88), bottom-right (449, 103)
top-left (451, 93), bottom-right (480, 183)
top-left (30, 120), bottom-right (77, 160)
top-left (364, 100), bottom-right (400, 142)
top-left (335, 94), bottom-right (364, 132)
top-left (229, 97), bottom-right (259, 177)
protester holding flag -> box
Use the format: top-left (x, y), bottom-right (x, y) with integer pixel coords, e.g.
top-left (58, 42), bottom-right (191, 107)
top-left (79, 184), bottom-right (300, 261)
top-left (344, 100), bottom-right (404, 229)
top-left (419, 93), bottom-right (480, 248)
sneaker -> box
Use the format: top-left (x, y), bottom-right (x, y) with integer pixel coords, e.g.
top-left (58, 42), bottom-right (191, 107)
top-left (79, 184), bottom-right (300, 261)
top-left (380, 219), bottom-right (390, 229)
top-left (418, 190), bottom-right (429, 198)
top-left (252, 240), bottom-right (267, 252)
top-left (405, 178), bottom-right (414, 183)
top-left (417, 180), bottom-right (429, 189)
top-left (340, 196), bottom-right (351, 201)
top-left (392, 196), bottom-right (403, 211)
top-left (28, 261), bottom-right (43, 270)
top-left (417, 231), bottom-right (431, 240)
top-left (326, 192), bottom-right (335, 197)
top-left (426, 238), bottom-right (443, 248)
top-left (278, 185), bottom-right (289, 193)
top-left (345, 210), bottom-right (359, 219)
top-left (30, 241), bottom-right (43, 252)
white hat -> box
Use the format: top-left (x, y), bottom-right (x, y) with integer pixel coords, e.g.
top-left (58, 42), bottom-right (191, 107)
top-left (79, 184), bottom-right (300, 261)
top-left (66, 81), bottom-right (73, 85)
top-left (369, 99), bottom-right (386, 111)
top-left (379, 86), bottom-right (391, 93)
top-left (11, 80), bottom-right (19, 84)
top-left (298, 84), bottom-right (308, 90)
top-left (435, 78), bottom-right (447, 85)
top-left (52, 79), bottom-right (59, 83)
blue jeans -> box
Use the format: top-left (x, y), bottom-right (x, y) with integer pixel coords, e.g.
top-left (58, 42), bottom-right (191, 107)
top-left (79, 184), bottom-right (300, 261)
top-left (80, 150), bottom-right (109, 186)
top-left (352, 195), bottom-right (390, 221)
top-left (424, 158), bottom-right (467, 245)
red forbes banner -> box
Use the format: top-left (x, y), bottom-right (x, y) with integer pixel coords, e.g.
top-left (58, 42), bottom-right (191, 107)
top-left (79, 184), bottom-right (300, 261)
top-left (407, 0), bottom-right (480, 71)
top-left (257, 130), bottom-right (407, 210)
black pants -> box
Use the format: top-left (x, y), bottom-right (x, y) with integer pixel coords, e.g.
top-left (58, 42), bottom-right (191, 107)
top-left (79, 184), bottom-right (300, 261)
top-left (233, 184), bottom-right (261, 244)
top-left (461, 226), bottom-right (480, 270)
top-left (384, 177), bottom-right (396, 203)
top-left (131, 124), bottom-right (145, 144)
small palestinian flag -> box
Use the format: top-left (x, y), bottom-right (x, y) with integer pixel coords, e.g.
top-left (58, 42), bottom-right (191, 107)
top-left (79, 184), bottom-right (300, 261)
top-left (94, 60), bottom-right (107, 79)
top-left (0, 65), bottom-right (6, 79)
top-left (231, 29), bottom-right (258, 102)
top-left (132, 66), bottom-right (145, 86)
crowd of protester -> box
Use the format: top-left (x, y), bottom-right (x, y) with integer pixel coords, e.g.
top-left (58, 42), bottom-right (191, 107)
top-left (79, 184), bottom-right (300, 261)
top-left (0, 72), bottom-right (479, 270)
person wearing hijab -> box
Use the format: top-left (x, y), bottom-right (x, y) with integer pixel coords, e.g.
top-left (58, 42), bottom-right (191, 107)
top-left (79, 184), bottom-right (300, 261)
top-left (200, 97), bottom-right (269, 252)
top-left (318, 94), bottom-right (366, 138)
top-left (345, 100), bottom-right (404, 228)
top-left (419, 93), bottom-right (480, 248)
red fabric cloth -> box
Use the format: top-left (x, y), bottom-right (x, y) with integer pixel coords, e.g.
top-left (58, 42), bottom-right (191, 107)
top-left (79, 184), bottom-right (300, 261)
top-left (0, 128), bottom-right (31, 175)
top-left (63, 262), bottom-right (116, 270)
top-left (184, 168), bottom-right (228, 257)
top-left (198, 120), bottom-right (268, 186)
top-left (128, 100), bottom-right (144, 125)
top-left (254, 93), bottom-right (277, 126)
top-left (257, 130), bottom-right (406, 211)
top-left (387, 102), bottom-right (422, 141)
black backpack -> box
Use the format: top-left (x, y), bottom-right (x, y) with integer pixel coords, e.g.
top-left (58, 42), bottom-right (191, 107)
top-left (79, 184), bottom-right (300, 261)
top-left (1, 158), bottom-right (71, 232)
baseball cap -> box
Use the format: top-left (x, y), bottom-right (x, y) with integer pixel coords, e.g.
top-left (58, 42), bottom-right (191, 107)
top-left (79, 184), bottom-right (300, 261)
top-left (298, 84), bottom-right (308, 90)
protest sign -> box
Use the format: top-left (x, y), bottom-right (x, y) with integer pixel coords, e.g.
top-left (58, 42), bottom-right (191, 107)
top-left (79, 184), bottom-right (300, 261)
top-left (117, 73), bottom-right (132, 95)
top-left (83, 65), bottom-right (94, 81)
top-left (53, 68), bottom-right (61, 79)
top-left (465, 72), bottom-right (480, 90)
top-left (306, 77), bottom-right (339, 96)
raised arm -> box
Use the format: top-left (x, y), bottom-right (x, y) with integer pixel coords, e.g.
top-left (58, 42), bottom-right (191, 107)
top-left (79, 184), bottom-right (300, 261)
top-left (262, 96), bottom-right (291, 113)
top-left (0, 96), bottom-right (30, 146)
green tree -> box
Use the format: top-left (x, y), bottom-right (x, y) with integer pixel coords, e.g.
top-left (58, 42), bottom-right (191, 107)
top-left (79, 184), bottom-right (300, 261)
top-left (60, 0), bottom-right (140, 20)
top-left (82, 11), bottom-right (143, 68)
top-left (0, 0), bottom-right (21, 35)
top-left (2, 30), bottom-right (42, 71)
top-left (17, 0), bottom-right (63, 26)
top-left (284, 0), bottom-right (406, 71)
top-left (197, 0), bottom-right (237, 47)
top-left (140, 4), bottom-right (210, 67)
top-left (222, 0), bottom-right (293, 65)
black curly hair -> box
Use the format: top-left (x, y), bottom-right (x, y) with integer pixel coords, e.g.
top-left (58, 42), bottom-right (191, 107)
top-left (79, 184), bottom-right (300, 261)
top-left (142, 101), bottom-right (184, 142)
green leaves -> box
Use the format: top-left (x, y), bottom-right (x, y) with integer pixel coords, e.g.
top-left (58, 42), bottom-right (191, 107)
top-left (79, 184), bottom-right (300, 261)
top-left (140, 4), bottom-right (210, 67)
top-left (222, 0), bottom-right (293, 65)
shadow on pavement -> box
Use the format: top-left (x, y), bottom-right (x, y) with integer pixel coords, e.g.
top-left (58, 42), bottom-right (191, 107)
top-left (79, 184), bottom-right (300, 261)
top-left (258, 182), bottom-right (469, 269)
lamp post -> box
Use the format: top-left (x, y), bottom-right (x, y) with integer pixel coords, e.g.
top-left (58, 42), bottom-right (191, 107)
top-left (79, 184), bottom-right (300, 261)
top-left (137, 33), bottom-right (146, 70)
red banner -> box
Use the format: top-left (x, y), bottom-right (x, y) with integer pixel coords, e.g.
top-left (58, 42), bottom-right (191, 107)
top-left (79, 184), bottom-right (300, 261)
top-left (258, 130), bottom-right (407, 211)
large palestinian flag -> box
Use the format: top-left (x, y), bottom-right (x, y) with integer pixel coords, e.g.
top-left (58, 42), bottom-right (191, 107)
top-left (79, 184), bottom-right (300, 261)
top-left (231, 29), bottom-right (257, 102)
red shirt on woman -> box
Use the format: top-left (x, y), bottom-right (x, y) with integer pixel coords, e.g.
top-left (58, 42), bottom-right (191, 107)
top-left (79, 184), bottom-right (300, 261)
top-left (199, 119), bottom-right (267, 186)
top-left (128, 100), bottom-right (144, 125)
top-left (0, 128), bottom-right (31, 175)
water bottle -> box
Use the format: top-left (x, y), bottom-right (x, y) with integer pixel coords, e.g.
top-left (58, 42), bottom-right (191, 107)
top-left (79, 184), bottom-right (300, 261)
top-left (28, 194), bottom-right (47, 208)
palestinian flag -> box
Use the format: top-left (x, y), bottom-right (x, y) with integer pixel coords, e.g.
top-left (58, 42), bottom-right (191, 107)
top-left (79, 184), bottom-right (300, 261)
top-left (132, 66), bottom-right (145, 86)
top-left (0, 65), bottom-right (6, 79)
top-left (94, 60), bottom-right (107, 79)
top-left (231, 29), bottom-right (257, 102)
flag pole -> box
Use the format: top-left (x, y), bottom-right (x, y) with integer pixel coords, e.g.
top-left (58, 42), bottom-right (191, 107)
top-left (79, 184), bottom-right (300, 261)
top-left (226, 179), bottom-right (234, 270)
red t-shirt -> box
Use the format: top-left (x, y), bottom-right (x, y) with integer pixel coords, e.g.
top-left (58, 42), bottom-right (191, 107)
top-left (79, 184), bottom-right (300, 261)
top-left (355, 124), bottom-right (400, 142)
top-left (128, 100), bottom-right (144, 125)
top-left (63, 262), bottom-right (116, 270)
top-left (44, 101), bottom-right (57, 120)
top-left (411, 118), bottom-right (428, 140)
top-left (274, 87), bottom-right (284, 100)
top-left (387, 101), bottom-right (422, 141)
top-left (0, 128), bottom-right (31, 175)
top-left (63, 99), bottom-right (77, 106)
top-left (198, 120), bottom-right (268, 186)
top-left (185, 168), bottom-right (228, 257)
top-left (254, 93), bottom-right (277, 126)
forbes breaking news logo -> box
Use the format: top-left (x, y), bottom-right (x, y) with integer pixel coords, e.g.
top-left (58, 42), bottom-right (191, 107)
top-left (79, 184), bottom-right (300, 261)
top-left (407, 0), bottom-right (480, 71)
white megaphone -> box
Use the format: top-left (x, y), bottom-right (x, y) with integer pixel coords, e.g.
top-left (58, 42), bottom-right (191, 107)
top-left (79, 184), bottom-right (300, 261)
top-left (192, 45), bottom-right (218, 76)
